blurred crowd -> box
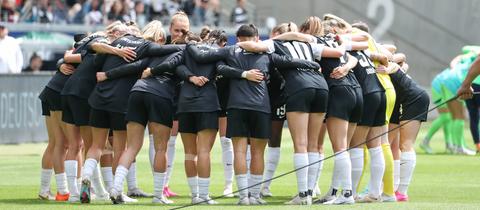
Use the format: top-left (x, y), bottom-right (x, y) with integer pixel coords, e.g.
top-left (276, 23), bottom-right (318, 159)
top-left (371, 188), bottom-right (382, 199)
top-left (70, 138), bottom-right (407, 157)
top-left (0, 0), bottom-right (250, 27)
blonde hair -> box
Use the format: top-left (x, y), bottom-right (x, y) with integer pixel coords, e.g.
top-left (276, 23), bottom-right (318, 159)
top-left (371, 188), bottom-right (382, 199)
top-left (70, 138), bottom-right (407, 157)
top-left (170, 11), bottom-right (190, 27)
top-left (105, 22), bottom-right (129, 38)
top-left (142, 20), bottom-right (166, 43)
top-left (272, 22), bottom-right (298, 35)
top-left (323, 13), bottom-right (352, 31)
top-left (105, 21), bottom-right (123, 33)
top-left (299, 16), bottom-right (323, 36)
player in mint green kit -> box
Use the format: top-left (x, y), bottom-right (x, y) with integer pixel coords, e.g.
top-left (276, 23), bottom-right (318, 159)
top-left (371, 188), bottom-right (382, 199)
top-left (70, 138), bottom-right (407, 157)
top-left (420, 72), bottom-right (453, 153)
top-left (439, 53), bottom-right (477, 155)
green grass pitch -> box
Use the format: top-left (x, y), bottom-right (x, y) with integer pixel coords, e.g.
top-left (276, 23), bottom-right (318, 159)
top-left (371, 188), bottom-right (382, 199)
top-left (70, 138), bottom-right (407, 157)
top-left (0, 122), bottom-right (479, 210)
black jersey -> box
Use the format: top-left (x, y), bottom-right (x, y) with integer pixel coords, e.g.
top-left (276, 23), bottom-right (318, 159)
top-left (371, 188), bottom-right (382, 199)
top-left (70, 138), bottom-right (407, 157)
top-left (349, 50), bottom-right (384, 94)
top-left (316, 34), bottom-right (361, 88)
top-left (187, 44), bottom-right (320, 113)
top-left (390, 68), bottom-right (426, 104)
top-left (88, 35), bottom-right (183, 113)
top-left (61, 36), bottom-right (109, 98)
top-left (176, 44), bottom-right (224, 113)
top-left (45, 34), bottom-right (102, 92)
top-left (268, 40), bottom-right (328, 95)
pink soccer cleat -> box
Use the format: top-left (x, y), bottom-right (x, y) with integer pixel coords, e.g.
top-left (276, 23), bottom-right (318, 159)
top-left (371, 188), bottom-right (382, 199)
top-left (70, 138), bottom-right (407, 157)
top-left (163, 186), bottom-right (178, 197)
top-left (395, 191), bottom-right (408, 202)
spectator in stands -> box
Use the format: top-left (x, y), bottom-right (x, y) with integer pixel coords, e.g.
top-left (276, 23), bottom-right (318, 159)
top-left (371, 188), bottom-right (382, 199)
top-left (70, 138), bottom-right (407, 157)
top-left (193, 0), bottom-right (208, 26)
top-left (181, 0), bottom-right (196, 20)
top-left (1, 0), bottom-right (19, 22)
top-left (230, 0), bottom-right (248, 27)
top-left (107, 0), bottom-right (131, 24)
top-left (0, 25), bottom-right (23, 73)
top-left (84, 0), bottom-right (103, 25)
top-left (132, 1), bottom-right (146, 27)
top-left (22, 53), bottom-right (43, 73)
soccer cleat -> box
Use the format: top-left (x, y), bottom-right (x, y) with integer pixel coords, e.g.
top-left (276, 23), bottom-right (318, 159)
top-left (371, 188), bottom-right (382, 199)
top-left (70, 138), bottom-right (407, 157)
top-left (68, 194), bottom-right (80, 203)
top-left (395, 191), bottom-right (408, 202)
top-left (324, 194), bottom-right (355, 205)
top-left (284, 193), bottom-right (311, 205)
top-left (419, 140), bottom-right (433, 154)
top-left (192, 196), bottom-right (219, 205)
top-left (460, 147), bottom-right (476, 156)
top-left (122, 193), bottom-right (138, 203)
top-left (223, 184), bottom-right (234, 198)
top-left (381, 193), bottom-right (397, 202)
top-left (152, 196), bottom-right (173, 204)
top-left (249, 196), bottom-right (267, 205)
top-left (94, 192), bottom-right (110, 201)
top-left (127, 188), bottom-right (153, 198)
top-left (163, 186), bottom-right (178, 197)
top-left (38, 191), bottom-right (55, 200)
top-left (446, 144), bottom-right (455, 154)
top-left (80, 179), bottom-right (91, 203)
top-left (313, 194), bottom-right (336, 204)
top-left (260, 187), bottom-right (272, 197)
top-left (356, 194), bottom-right (382, 203)
top-left (237, 197), bottom-right (250, 205)
top-left (55, 192), bottom-right (70, 201)
top-left (110, 194), bottom-right (124, 205)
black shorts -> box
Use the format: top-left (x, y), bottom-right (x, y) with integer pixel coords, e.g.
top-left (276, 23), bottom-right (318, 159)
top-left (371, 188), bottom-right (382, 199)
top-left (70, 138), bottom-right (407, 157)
top-left (359, 92), bottom-right (387, 127)
top-left (390, 100), bottom-right (401, 124)
top-left (178, 112), bottom-right (219, 133)
top-left (41, 101), bottom-right (50, 116)
top-left (400, 91), bottom-right (430, 122)
top-left (89, 108), bottom-right (126, 131)
top-left (61, 95), bottom-right (91, 126)
top-left (271, 104), bottom-right (286, 121)
top-left (39, 87), bottom-right (62, 111)
top-left (125, 91), bottom-right (173, 128)
top-left (227, 109), bottom-right (271, 139)
top-left (326, 86), bottom-right (363, 123)
top-left (286, 88), bottom-right (328, 113)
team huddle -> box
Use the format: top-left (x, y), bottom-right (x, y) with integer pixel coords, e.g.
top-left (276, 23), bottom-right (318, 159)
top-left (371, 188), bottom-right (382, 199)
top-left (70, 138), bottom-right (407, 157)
top-left (36, 11), bottom-right (430, 206)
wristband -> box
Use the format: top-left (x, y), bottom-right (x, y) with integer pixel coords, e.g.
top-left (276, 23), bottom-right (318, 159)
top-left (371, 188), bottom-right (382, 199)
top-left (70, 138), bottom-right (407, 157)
top-left (241, 71), bottom-right (247, 78)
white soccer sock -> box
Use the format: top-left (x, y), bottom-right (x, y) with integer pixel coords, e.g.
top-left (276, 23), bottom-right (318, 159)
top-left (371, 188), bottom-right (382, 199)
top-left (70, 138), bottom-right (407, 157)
top-left (77, 178), bottom-right (82, 194)
top-left (127, 162), bottom-right (137, 191)
top-left (294, 153), bottom-right (309, 193)
top-left (165, 135), bottom-right (177, 186)
top-left (335, 152), bottom-right (352, 191)
top-left (55, 173), bottom-right (69, 195)
top-left (65, 160), bottom-right (79, 196)
top-left (398, 151), bottom-right (416, 195)
top-left (153, 172), bottom-right (166, 198)
top-left (112, 165), bottom-right (128, 196)
top-left (101, 166), bottom-right (113, 191)
top-left (263, 147), bottom-right (280, 189)
top-left (246, 145), bottom-right (251, 175)
top-left (368, 146), bottom-right (385, 197)
top-left (328, 153), bottom-right (342, 195)
top-left (316, 153), bottom-right (325, 191)
top-left (307, 152), bottom-right (320, 191)
top-left (82, 158), bottom-right (97, 180)
top-left (235, 174), bottom-right (249, 199)
top-left (39, 169), bottom-right (53, 194)
top-left (349, 148), bottom-right (363, 195)
top-left (198, 177), bottom-right (210, 199)
top-left (149, 134), bottom-right (155, 169)
top-left (92, 164), bottom-right (108, 196)
top-left (187, 176), bottom-right (199, 197)
top-left (220, 136), bottom-right (234, 186)
top-left (248, 174), bottom-right (263, 198)
top-left (394, 160), bottom-right (400, 191)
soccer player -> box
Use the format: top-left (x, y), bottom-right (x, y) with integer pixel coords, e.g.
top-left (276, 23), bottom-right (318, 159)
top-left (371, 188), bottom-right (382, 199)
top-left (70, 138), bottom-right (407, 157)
top-left (387, 55), bottom-right (430, 202)
top-left (60, 24), bottom-right (135, 202)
